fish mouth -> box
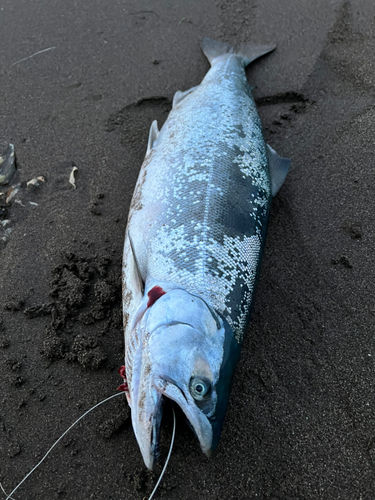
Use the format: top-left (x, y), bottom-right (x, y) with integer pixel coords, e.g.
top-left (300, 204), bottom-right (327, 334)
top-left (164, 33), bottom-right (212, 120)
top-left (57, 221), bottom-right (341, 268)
top-left (133, 378), bottom-right (213, 470)
top-left (154, 378), bottom-right (213, 456)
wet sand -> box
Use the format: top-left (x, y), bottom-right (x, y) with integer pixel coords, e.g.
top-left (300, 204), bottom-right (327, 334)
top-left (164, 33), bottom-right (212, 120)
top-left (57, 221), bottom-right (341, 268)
top-left (1, 1), bottom-right (375, 498)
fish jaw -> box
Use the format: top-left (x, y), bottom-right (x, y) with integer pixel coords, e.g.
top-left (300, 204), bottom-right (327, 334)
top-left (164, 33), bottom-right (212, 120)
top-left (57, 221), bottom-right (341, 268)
top-left (131, 374), bottom-right (214, 470)
top-left (127, 330), bottom-right (162, 469)
top-left (130, 375), bottom-right (164, 470)
top-left (154, 377), bottom-right (213, 457)
top-left (128, 334), bottom-right (216, 469)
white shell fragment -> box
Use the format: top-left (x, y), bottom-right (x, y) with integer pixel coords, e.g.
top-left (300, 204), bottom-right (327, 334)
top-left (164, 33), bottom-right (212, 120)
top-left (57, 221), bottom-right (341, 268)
top-left (69, 166), bottom-right (78, 189)
top-left (26, 176), bottom-right (45, 187)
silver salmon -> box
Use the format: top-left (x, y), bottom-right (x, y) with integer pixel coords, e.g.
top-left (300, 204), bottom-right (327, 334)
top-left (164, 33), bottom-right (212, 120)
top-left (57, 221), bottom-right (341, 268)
top-left (121, 38), bottom-right (290, 469)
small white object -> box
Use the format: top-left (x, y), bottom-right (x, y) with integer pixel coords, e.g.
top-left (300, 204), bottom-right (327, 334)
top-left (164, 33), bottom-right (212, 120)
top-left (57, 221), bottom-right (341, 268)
top-left (69, 166), bottom-right (78, 189)
top-left (26, 176), bottom-right (45, 187)
top-left (12, 46), bottom-right (56, 66)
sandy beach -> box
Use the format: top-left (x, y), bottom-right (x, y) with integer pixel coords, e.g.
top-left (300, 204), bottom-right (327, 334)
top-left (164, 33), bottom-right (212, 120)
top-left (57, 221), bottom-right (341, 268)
top-left (1, 0), bottom-right (375, 498)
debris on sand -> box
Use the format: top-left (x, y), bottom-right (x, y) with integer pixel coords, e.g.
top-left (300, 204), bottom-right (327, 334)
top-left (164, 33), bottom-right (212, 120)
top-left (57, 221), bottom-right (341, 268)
top-left (1, 227), bottom-right (12, 242)
top-left (26, 176), bottom-right (45, 187)
top-left (0, 144), bottom-right (16, 186)
top-left (69, 166), bottom-right (78, 189)
top-left (11, 46), bottom-right (56, 66)
top-left (5, 185), bottom-right (20, 204)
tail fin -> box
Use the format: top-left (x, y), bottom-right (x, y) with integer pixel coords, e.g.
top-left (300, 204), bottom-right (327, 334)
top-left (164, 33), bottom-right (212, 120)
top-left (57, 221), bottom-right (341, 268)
top-left (201, 37), bottom-right (276, 67)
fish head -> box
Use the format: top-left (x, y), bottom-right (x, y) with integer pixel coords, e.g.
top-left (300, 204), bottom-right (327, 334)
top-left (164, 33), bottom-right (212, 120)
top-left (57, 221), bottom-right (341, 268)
top-left (127, 288), bottom-right (239, 469)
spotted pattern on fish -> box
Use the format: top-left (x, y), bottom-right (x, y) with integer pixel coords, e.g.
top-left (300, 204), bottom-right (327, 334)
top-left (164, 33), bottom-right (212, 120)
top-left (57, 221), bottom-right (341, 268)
top-left (127, 55), bottom-right (271, 343)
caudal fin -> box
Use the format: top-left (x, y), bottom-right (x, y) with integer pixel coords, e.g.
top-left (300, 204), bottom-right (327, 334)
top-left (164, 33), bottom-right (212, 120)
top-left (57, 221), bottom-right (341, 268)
top-left (201, 37), bottom-right (276, 67)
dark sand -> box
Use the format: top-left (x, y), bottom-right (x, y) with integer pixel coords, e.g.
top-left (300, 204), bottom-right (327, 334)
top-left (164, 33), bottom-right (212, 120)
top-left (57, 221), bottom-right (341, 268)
top-left (1, 1), bottom-right (375, 498)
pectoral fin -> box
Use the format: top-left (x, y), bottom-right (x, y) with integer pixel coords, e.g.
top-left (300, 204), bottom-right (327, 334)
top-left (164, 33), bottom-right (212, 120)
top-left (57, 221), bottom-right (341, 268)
top-left (128, 231), bottom-right (145, 296)
top-left (267, 144), bottom-right (290, 196)
top-left (123, 231), bottom-right (146, 337)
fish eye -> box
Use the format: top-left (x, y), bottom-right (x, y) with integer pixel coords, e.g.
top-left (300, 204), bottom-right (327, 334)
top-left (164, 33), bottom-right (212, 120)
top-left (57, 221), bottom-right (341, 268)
top-left (189, 378), bottom-right (210, 401)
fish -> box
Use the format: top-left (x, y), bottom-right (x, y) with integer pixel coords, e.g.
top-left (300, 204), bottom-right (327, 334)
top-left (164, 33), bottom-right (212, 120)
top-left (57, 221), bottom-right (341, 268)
top-left (121, 37), bottom-right (290, 470)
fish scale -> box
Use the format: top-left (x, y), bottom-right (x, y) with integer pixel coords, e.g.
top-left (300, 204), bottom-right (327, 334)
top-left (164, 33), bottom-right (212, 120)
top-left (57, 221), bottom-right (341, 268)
top-left (122, 37), bottom-right (290, 469)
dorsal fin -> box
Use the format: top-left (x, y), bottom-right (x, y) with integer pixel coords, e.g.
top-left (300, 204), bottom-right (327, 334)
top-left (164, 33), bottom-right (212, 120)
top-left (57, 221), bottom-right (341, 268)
top-left (146, 120), bottom-right (159, 155)
top-left (173, 86), bottom-right (198, 108)
top-left (267, 144), bottom-right (290, 196)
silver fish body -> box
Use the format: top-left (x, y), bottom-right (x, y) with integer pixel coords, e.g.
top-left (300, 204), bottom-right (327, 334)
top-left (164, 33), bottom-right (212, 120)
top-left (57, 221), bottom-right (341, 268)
top-left (122, 38), bottom-right (290, 469)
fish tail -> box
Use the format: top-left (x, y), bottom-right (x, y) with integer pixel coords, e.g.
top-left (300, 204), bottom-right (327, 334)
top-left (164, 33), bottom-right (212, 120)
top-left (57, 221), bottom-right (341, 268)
top-left (201, 37), bottom-right (276, 67)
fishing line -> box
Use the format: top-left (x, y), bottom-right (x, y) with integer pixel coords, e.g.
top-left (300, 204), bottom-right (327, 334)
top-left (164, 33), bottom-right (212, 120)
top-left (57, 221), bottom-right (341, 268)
top-left (147, 407), bottom-right (176, 500)
top-left (0, 483), bottom-right (14, 500)
top-left (1, 393), bottom-right (176, 500)
top-left (1, 392), bottom-right (124, 500)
